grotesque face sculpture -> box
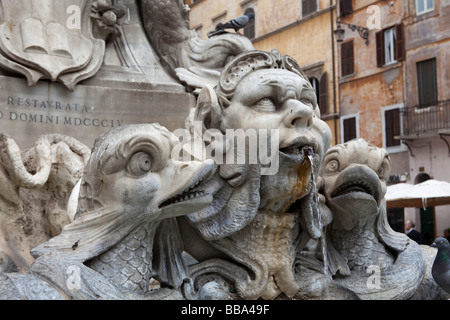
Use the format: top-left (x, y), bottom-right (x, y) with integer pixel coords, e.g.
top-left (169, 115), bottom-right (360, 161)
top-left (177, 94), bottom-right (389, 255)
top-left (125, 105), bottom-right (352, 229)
top-left (186, 50), bottom-right (331, 240)
top-left (221, 68), bottom-right (315, 134)
top-left (217, 51), bottom-right (331, 213)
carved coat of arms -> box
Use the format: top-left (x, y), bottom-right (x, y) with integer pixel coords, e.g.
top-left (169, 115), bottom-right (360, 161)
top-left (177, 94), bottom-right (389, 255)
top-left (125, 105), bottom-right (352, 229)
top-left (0, 0), bottom-right (105, 90)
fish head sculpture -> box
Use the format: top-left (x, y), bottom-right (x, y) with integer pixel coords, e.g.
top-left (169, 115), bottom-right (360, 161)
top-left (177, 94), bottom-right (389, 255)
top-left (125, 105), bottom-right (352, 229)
top-left (319, 138), bottom-right (391, 226)
top-left (319, 138), bottom-right (409, 260)
top-left (32, 123), bottom-right (215, 262)
top-left (76, 123), bottom-right (215, 222)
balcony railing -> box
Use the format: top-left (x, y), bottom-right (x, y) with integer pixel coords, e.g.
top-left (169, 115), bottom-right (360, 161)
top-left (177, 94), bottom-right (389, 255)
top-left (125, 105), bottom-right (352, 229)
top-left (399, 100), bottom-right (450, 138)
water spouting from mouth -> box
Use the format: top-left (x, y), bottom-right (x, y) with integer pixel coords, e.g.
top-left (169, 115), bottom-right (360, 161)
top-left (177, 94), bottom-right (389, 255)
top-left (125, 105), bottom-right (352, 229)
top-left (302, 147), bottom-right (330, 276)
top-left (304, 147), bottom-right (314, 166)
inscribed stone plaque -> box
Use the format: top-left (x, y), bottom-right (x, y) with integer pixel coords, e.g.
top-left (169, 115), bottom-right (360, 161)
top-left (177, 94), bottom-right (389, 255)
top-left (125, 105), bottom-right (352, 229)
top-left (0, 76), bottom-right (195, 149)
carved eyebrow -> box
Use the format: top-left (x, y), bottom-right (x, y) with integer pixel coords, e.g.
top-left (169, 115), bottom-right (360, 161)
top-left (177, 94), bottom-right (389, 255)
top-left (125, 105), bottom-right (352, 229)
top-left (259, 78), bottom-right (313, 101)
top-left (259, 79), bottom-right (284, 90)
top-left (324, 149), bottom-right (340, 160)
top-left (301, 87), bottom-right (315, 96)
top-left (300, 87), bottom-right (317, 104)
top-left (324, 144), bottom-right (348, 162)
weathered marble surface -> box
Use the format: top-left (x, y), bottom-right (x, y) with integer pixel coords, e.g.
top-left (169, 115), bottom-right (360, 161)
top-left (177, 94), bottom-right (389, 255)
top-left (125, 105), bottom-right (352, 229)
top-left (1, 123), bottom-right (216, 299)
top-left (1, 53), bottom-right (448, 299)
top-left (320, 139), bottom-right (448, 300)
top-left (0, 0), bottom-right (253, 149)
top-left (0, 0), bottom-right (104, 90)
top-left (0, 132), bottom-right (90, 271)
top-left (0, 0), bottom-right (448, 300)
top-left (179, 49), bottom-right (340, 300)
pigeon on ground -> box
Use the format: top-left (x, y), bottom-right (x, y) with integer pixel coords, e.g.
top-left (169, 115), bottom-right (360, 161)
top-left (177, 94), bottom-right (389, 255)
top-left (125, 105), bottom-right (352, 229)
top-left (208, 12), bottom-right (255, 37)
top-left (431, 237), bottom-right (450, 294)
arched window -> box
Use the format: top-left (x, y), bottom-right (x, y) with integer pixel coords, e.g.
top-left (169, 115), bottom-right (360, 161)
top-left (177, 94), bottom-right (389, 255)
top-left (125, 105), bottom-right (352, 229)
top-left (243, 8), bottom-right (255, 40)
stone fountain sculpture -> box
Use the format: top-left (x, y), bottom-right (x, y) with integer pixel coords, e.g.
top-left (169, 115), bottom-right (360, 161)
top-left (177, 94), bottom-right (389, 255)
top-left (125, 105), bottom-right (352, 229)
top-left (140, 0), bottom-right (254, 93)
top-left (0, 0), bottom-right (254, 273)
top-left (0, 132), bottom-right (90, 272)
top-left (0, 0), bottom-right (254, 92)
top-left (0, 0), bottom-right (449, 300)
top-left (0, 0), bottom-right (106, 91)
top-left (177, 49), bottom-right (355, 300)
top-left (319, 139), bottom-right (448, 300)
top-left (0, 123), bottom-right (216, 299)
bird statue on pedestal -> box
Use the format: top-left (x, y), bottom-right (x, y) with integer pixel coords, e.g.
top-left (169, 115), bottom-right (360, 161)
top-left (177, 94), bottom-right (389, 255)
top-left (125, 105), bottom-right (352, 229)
top-left (431, 237), bottom-right (450, 294)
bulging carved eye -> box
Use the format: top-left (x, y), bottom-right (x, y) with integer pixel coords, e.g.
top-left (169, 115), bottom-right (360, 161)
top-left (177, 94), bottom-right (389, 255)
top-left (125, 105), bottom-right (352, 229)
top-left (326, 159), bottom-right (339, 173)
top-left (378, 158), bottom-right (390, 180)
top-left (258, 97), bottom-right (275, 105)
top-left (254, 97), bottom-right (277, 112)
top-left (127, 152), bottom-right (153, 176)
top-left (378, 167), bottom-right (385, 178)
top-left (300, 98), bottom-right (314, 109)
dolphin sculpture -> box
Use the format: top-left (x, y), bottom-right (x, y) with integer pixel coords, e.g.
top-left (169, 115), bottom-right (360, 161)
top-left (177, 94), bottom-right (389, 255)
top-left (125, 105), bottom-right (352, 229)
top-left (0, 123), bottom-right (215, 299)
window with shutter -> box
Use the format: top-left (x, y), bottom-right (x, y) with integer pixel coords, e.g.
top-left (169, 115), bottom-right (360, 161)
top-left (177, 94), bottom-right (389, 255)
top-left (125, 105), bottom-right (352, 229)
top-left (417, 58), bottom-right (438, 107)
top-left (343, 117), bottom-right (357, 142)
top-left (243, 8), bottom-right (255, 39)
top-left (340, 0), bottom-right (353, 16)
top-left (376, 30), bottom-right (385, 68)
top-left (302, 0), bottom-right (317, 17)
top-left (309, 77), bottom-right (319, 100)
top-left (395, 24), bottom-right (405, 61)
top-left (385, 108), bottom-right (401, 147)
top-left (384, 27), bottom-right (396, 65)
top-left (319, 72), bottom-right (328, 115)
top-left (341, 41), bottom-right (354, 76)
top-left (376, 23), bottom-right (405, 68)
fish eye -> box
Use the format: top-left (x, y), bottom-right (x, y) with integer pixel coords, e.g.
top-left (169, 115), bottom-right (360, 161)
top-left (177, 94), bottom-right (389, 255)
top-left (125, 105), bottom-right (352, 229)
top-left (326, 159), bottom-right (339, 173)
top-left (378, 167), bottom-right (384, 178)
top-left (127, 151), bottom-right (154, 176)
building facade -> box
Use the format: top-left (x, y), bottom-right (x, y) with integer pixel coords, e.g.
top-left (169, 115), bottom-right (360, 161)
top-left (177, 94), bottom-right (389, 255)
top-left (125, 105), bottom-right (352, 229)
top-left (399, 0), bottom-right (450, 242)
top-left (336, 0), bottom-right (450, 241)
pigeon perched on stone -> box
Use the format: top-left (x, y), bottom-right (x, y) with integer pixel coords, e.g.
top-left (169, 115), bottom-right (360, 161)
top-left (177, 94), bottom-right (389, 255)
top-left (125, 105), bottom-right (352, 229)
top-left (217, 12), bottom-right (255, 32)
top-left (431, 237), bottom-right (450, 294)
top-left (208, 13), bottom-right (255, 37)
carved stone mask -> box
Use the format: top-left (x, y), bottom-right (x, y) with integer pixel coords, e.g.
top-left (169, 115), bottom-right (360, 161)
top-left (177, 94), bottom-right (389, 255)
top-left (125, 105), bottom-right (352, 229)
top-left (185, 50), bottom-right (332, 240)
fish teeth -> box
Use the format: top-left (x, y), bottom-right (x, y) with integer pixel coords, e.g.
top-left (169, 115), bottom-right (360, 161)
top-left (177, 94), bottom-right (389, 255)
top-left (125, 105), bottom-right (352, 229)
top-left (159, 177), bottom-right (208, 208)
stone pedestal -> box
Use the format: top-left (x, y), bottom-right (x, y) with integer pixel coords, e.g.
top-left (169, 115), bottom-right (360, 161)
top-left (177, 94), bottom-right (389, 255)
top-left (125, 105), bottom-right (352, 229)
top-left (0, 77), bottom-right (194, 149)
top-left (0, 1), bottom-right (194, 149)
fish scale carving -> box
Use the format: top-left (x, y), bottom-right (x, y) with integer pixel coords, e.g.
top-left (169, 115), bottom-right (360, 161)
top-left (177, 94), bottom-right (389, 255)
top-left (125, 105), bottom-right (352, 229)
top-left (332, 226), bottom-right (393, 270)
top-left (86, 225), bottom-right (153, 292)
